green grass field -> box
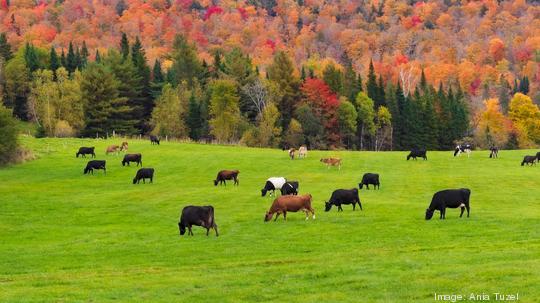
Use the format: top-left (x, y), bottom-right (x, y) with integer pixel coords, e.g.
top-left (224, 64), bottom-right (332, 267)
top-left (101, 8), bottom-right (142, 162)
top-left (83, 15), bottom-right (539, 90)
top-left (1, 137), bottom-right (539, 302)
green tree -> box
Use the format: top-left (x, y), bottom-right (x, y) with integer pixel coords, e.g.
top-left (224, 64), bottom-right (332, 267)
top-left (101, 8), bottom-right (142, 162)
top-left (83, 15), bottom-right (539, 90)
top-left (374, 106), bottom-right (392, 151)
top-left (257, 103), bottom-right (281, 147)
top-left (295, 104), bottom-right (324, 149)
top-left (498, 76), bottom-right (511, 114)
top-left (151, 83), bottom-right (188, 138)
top-left (170, 34), bottom-right (203, 88)
top-left (0, 105), bottom-right (18, 166)
top-left (0, 33), bottom-right (13, 61)
top-left (131, 37), bottom-right (153, 131)
top-left (24, 43), bottom-right (40, 73)
top-left (354, 92), bottom-right (376, 150)
top-left (222, 47), bottom-right (257, 120)
top-left (151, 59), bottom-right (165, 99)
top-left (267, 51), bottom-right (299, 129)
top-left (366, 59), bottom-right (379, 108)
top-left (338, 98), bottom-right (358, 149)
top-left (80, 41), bottom-right (89, 67)
top-left (187, 92), bottom-right (202, 140)
top-left (322, 63), bottom-right (343, 95)
top-left (209, 80), bottom-right (241, 142)
top-left (120, 33), bottom-right (130, 60)
top-left (283, 118), bottom-right (304, 147)
top-left (66, 42), bottom-right (77, 73)
top-left (4, 55), bottom-right (30, 119)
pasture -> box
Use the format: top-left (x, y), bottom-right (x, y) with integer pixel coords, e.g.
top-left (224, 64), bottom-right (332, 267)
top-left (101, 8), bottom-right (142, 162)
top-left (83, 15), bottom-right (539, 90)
top-left (1, 137), bottom-right (539, 302)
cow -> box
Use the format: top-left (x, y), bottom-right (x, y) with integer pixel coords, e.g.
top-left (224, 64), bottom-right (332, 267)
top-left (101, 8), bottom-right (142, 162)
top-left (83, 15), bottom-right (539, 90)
top-left (280, 181), bottom-right (299, 195)
top-left (214, 170), bottom-right (239, 186)
top-left (320, 158), bottom-right (342, 169)
top-left (425, 188), bottom-right (471, 220)
top-left (537, 152), bottom-right (540, 161)
top-left (178, 206), bottom-right (218, 236)
top-left (120, 141), bottom-right (129, 152)
top-left (133, 168), bottom-right (154, 184)
top-left (84, 160), bottom-right (106, 175)
top-left (489, 146), bottom-right (499, 158)
top-left (407, 149), bottom-right (427, 160)
top-left (76, 147), bottom-right (95, 158)
top-left (324, 188), bottom-right (362, 212)
top-left (521, 155), bottom-right (537, 166)
top-left (261, 177), bottom-right (287, 197)
top-left (454, 144), bottom-right (472, 157)
top-left (106, 145), bottom-right (120, 155)
top-left (298, 146), bottom-right (308, 158)
top-left (359, 173), bottom-right (380, 190)
top-left (264, 194), bottom-right (315, 221)
top-left (150, 135), bottom-right (160, 145)
top-left (288, 148), bottom-right (296, 160)
top-left (122, 153), bottom-right (142, 167)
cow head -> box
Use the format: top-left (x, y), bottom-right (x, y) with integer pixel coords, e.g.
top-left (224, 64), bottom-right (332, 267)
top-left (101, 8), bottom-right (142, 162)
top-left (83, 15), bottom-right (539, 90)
top-left (406, 154), bottom-right (411, 160)
top-left (132, 178), bottom-right (137, 184)
top-left (214, 180), bottom-right (218, 186)
top-left (261, 189), bottom-right (267, 197)
top-left (264, 212), bottom-right (273, 221)
top-left (425, 209), bottom-right (434, 220)
top-left (324, 202), bottom-right (332, 212)
top-left (358, 183), bottom-right (363, 189)
top-left (83, 167), bottom-right (90, 174)
top-left (179, 223), bottom-right (186, 235)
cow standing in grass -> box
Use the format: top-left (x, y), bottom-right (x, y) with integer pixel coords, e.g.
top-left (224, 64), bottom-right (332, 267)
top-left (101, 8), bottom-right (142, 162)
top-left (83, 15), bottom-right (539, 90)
top-left (178, 206), bottom-right (218, 236)
top-left (150, 135), bottom-right (160, 145)
top-left (407, 149), bottom-right (427, 160)
top-left (106, 145), bottom-right (120, 155)
top-left (122, 154), bottom-right (142, 166)
top-left (264, 194), bottom-right (315, 221)
top-left (324, 189), bottom-right (362, 212)
top-left (425, 188), bottom-right (471, 220)
top-left (288, 148), bottom-right (296, 160)
top-left (261, 177), bottom-right (287, 197)
top-left (280, 181), bottom-right (299, 195)
top-left (359, 173), bottom-right (380, 190)
top-left (120, 142), bottom-right (129, 152)
top-left (214, 170), bottom-right (239, 186)
top-left (84, 160), bottom-right (106, 175)
top-left (298, 146), bottom-right (307, 158)
top-left (133, 168), bottom-right (154, 184)
top-left (76, 147), bottom-right (95, 158)
top-left (321, 158), bottom-right (341, 169)
top-left (521, 155), bottom-right (537, 166)
top-left (454, 144), bottom-right (472, 157)
top-left (489, 146), bottom-right (498, 158)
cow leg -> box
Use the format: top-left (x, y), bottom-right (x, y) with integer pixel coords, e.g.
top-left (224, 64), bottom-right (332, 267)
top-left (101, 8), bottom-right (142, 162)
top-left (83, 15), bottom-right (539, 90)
top-left (366, 184), bottom-right (369, 190)
top-left (460, 206), bottom-right (465, 218)
top-left (206, 227), bottom-right (210, 236)
top-left (283, 211), bottom-right (287, 221)
top-left (352, 203), bottom-right (355, 211)
top-left (213, 224), bottom-right (219, 237)
top-left (150, 177), bottom-right (153, 183)
top-left (104, 167), bottom-right (106, 175)
top-left (188, 226), bottom-right (193, 236)
top-left (143, 178), bottom-right (145, 184)
top-left (304, 210), bottom-right (309, 220)
top-left (338, 205), bottom-right (343, 212)
top-left (274, 213), bottom-right (280, 221)
top-left (466, 205), bottom-right (470, 217)
top-left (308, 207), bottom-right (315, 219)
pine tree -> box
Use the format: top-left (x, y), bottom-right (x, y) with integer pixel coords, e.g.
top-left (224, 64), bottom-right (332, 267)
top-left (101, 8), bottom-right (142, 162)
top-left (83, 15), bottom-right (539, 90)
top-left (394, 81), bottom-right (406, 150)
top-left (24, 43), bottom-right (39, 73)
top-left (75, 47), bottom-right (82, 70)
top-left (0, 33), bottom-right (13, 61)
top-left (498, 76), bottom-right (510, 114)
top-left (131, 36), bottom-right (153, 132)
top-left (49, 47), bottom-right (59, 72)
top-left (518, 76), bottom-right (529, 95)
top-left (66, 42), bottom-right (77, 73)
top-left (81, 41), bottom-right (89, 67)
top-left (211, 49), bottom-right (224, 79)
top-left (366, 59), bottom-right (379, 106)
top-left (60, 49), bottom-right (66, 67)
top-left (187, 92), bottom-right (202, 140)
top-left (300, 66), bottom-right (306, 81)
top-left (120, 33), bottom-right (129, 60)
top-left (377, 75), bottom-right (385, 107)
top-left (95, 50), bottom-right (101, 63)
top-left (267, 51), bottom-right (300, 129)
top-left (322, 63), bottom-right (343, 95)
top-left (170, 34), bottom-right (202, 88)
top-left (342, 59), bottom-right (360, 102)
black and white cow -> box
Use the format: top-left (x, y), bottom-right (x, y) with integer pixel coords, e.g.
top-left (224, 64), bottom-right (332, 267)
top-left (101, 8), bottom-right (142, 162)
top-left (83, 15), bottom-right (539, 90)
top-left (324, 188), bottom-right (362, 212)
top-left (489, 146), bottom-right (499, 158)
top-left (280, 181), bottom-right (299, 195)
top-left (407, 149), bottom-right (427, 160)
top-left (84, 160), bottom-right (106, 175)
top-left (454, 144), bottom-right (472, 157)
top-left (425, 188), bottom-right (471, 220)
top-left (261, 177), bottom-right (287, 197)
top-left (359, 173), bottom-right (380, 190)
top-left (178, 205), bottom-right (218, 236)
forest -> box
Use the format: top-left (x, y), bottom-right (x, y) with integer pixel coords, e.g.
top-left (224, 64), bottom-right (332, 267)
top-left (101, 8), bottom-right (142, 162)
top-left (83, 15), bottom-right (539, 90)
top-left (0, 0), bottom-right (539, 158)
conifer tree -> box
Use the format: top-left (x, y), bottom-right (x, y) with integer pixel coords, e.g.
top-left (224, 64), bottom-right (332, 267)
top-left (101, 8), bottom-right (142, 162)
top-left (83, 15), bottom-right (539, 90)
top-left (0, 33), bottom-right (13, 61)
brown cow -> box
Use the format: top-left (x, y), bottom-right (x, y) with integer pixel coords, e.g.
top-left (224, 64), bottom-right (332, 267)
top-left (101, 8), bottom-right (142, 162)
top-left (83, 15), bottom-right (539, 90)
top-left (320, 158), bottom-right (341, 169)
top-left (106, 145), bottom-right (120, 155)
top-left (298, 146), bottom-right (307, 158)
top-left (288, 148), bottom-right (296, 160)
top-left (120, 141), bottom-right (129, 152)
top-left (214, 170), bottom-right (240, 186)
top-left (264, 194), bottom-right (315, 221)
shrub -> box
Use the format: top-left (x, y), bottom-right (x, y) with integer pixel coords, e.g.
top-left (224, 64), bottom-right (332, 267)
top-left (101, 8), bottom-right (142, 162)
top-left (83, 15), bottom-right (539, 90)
top-left (54, 120), bottom-right (75, 138)
top-left (0, 106), bottom-right (19, 166)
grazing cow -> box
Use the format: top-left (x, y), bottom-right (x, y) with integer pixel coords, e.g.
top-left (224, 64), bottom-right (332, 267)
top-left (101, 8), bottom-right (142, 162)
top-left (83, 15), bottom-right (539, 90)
top-left (133, 168), bottom-right (154, 184)
top-left (264, 194), bottom-right (315, 221)
top-left (280, 181), bottom-right (299, 195)
top-left (324, 188), bottom-right (362, 212)
top-left (359, 173), bottom-right (380, 190)
top-left (122, 153), bottom-right (142, 166)
top-left (425, 188), bottom-right (471, 220)
top-left (106, 145), bottom-right (120, 155)
top-left (120, 142), bottom-right (129, 152)
top-left (214, 170), bottom-right (239, 186)
top-left (537, 152), bottom-right (540, 161)
top-left (76, 147), bottom-right (95, 158)
top-left (407, 149), bottom-right (427, 160)
top-left (454, 144), bottom-right (472, 157)
top-left (178, 206), bottom-right (218, 236)
top-left (150, 135), bottom-right (160, 145)
top-left (84, 160), bottom-right (106, 175)
top-left (298, 146), bottom-right (308, 158)
top-left (489, 146), bottom-right (499, 158)
top-left (320, 158), bottom-right (342, 169)
top-left (288, 148), bottom-right (296, 160)
top-left (261, 177), bottom-right (287, 197)
top-left (521, 155), bottom-right (537, 166)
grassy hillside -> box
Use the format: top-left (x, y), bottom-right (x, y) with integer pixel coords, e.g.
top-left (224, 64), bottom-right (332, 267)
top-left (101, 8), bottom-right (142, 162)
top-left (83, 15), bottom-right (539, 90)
top-left (0, 137), bottom-right (538, 302)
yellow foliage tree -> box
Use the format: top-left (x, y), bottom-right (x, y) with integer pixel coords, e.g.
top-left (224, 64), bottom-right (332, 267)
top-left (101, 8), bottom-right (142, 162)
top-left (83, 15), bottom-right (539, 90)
top-left (508, 93), bottom-right (540, 147)
top-left (475, 99), bottom-right (511, 148)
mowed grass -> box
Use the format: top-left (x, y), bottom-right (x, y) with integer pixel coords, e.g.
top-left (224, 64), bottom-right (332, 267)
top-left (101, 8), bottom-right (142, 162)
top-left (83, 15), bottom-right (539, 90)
top-left (0, 137), bottom-right (539, 302)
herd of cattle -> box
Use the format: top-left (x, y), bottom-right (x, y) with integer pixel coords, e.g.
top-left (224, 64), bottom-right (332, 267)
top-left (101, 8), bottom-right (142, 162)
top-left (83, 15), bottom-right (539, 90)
top-left (74, 139), bottom-right (539, 236)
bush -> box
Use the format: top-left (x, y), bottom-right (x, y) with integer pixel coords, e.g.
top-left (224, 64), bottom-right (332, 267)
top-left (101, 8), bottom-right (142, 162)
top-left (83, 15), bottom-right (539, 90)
top-left (0, 106), bottom-right (19, 166)
top-left (54, 120), bottom-right (75, 137)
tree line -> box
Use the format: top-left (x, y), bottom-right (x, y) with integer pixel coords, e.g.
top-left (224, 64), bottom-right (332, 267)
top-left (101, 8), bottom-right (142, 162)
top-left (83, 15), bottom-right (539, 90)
top-left (1, 32), bottom-right (538, 152)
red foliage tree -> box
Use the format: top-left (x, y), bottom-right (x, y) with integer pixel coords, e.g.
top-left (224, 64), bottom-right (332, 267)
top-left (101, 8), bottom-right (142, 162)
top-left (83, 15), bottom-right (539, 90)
top-left (203, 6), bottom-right (223, 20)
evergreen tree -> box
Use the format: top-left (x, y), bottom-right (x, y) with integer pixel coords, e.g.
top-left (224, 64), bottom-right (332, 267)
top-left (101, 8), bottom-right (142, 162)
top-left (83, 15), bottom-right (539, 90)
top-left (377, 75), bottom-right (385, 107)
top-left (66, 42), bottom-right (77, 73)
top-left (393, 81), bottom-right (407, 150)
top-left (170, 34), bottom-right (202, 88)
top-left (131, 37), bottom-right (153, 131)
top-left (0, 105), bottom-right (19, 166)
top-left (223, 47), bottom-right (256, 120)
top-left (322, 63), bottom-right (343, 95)
top-left (187, 92), bottom-right (202, 140)
top-left (308, 68), bottom-right (314, 79)
top-left (75, 47), bottom-right (82, 70)
top-left (0, 33), bottom-right (13, 61)
top-left (420, 88), bottom-right (439, 149)
top-left (300, 66), bottom-right (306, 81)
top-left (120, 33), bottom-right (130, 60)
top-left (95, 50), bottom-right (101, 63)
top-left (498, 76), bottom-right (511, 114)
top-left (81, 41), bottom-right (89, 67)
top-left (49, 47), bottom-right (60, 73)
top-left (518, 76), bottom-right (529, 95)
top-left (266, 51), bottom-right (300, 129)
top-left (342, 59), bottom-right (360, 102)
top-left (60, 49), bottom-right (66, 67)
top-left (4, 56), bottom-right (30, 119)
top-left (358, 74), bottom-right (363, 92)
top-left (151, 59), bottom-right (165, 99)
top-left (366, 59), bottom-right (379, 106)
top-left (81, 63), bottom-right (131, 136)
top-left (211, 49), bottom-right (224, 79)
top-left (24, 43), bottom-right (39, 73)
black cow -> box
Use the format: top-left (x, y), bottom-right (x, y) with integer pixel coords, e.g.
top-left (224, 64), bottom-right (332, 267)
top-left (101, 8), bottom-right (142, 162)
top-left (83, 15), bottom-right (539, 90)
top-left (359, 173), bottom-right (380, 190)
top-left (214, 170), bottom-right (239, 186)
top-left (489, 146), bottom-right (499, 158)
top-left (122, 153), bottom-right (142, 166)
top-left (324, 188), bottom-right (362, 212)
top-left (407, 149), bottom-right (427, 160)
top-left (280, 181), bottom-right (299, 195)
top-left (521, 155), bottom-right (537, 166)
top-left (425, 188), bottom-right (471, 220)
top-left (84, 160), bottom-right (106, 175)
top-left (133, 168), bottom-right (154, 184)
top-left (178, 205), bottom-right (218, 236)
top-left (76, 147), bottom-right (95, 158)
top-left (537, 152), bottom-right (540, 161)
top-left (150, 135), bottom-right (160, 145)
